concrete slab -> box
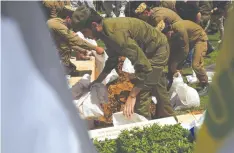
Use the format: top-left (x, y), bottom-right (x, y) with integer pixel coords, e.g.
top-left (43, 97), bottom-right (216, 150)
top-left (69, 57), bottom-right (96, 86)
top-left (88, 113), bottom-right (203, 141)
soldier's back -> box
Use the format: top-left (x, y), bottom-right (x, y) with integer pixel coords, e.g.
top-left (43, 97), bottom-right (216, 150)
top-left (151, 7), bottom-right (181, 25)
top-left (172, 20), bottom-right (208, 42)
top-left (102, 17), bottom-right (167, 47)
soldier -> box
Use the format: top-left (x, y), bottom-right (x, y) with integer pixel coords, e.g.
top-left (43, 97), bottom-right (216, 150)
top-left (72, 8), bottom-right (177, 120)
top-left (162, 20), bottom-right (209, 96)
top-left (134, 3), bottom-right (182, 31)
top-left (197, 1), bottom-right (215, 55)
top-left (198, 1), bottom-right (213, 31)
top-left (47, 6), bottom-right (104, 75)
top-left (42, 0), bottom-right (71, 20)
top-left (159, 0), bottom-right (177, 12)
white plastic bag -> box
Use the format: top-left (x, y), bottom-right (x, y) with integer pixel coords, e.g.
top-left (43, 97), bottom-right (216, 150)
top-left (112, 112), bottom-right (148, 126)
top-left (186, 70), bottom-right (215, 84)
top-left (169, 72), bottom-right (200, 110)
top-left (103, 69), bottom-right (119, 85)
top-left (169, 72), bottom-right (184, 97)
top-left (71, 74), bottom-right (91, 99)
top-left (76, 31), bottom-right (97, 46)
top-left (72, 74), bottom-right (108, 119)
top-left (122, 58), bottom-right (135, 73)
top-left (174, 83), bottom-right (200, 110)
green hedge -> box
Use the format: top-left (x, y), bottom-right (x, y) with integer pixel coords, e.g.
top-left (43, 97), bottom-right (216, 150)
top-left (93, 124), bottom-right (195, 153)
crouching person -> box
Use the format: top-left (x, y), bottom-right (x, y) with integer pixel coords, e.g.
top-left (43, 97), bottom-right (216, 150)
top-left (72, 7), bottom-right (176, 120)
top-left (47, 6), bottom-right (104, 76)
top-left (162, 20), bottom-right (209, 96)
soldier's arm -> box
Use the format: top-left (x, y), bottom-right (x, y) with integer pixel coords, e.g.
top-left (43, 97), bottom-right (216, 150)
top-left (112, 32), bottom-right (153, 88)
top-left (52, 23), bottom-right (97, 51)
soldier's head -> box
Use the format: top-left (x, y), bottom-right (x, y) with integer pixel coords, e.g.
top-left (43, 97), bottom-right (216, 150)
top-left (60, 5), bottom-right (76, 29)
top-left (161, 22), bottom-right (173, 39)
top-left (79, 8), bottom-right (104, 40)
top-left (71, 6), bottom-right (92, 32)
top-left (135, 3), bottom-right (152, 21)
top-left (71, 6), bottom-right (103, 39)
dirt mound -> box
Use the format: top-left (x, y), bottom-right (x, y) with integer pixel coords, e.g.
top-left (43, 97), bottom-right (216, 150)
top-left (95, 57), bottom-right (156, 128)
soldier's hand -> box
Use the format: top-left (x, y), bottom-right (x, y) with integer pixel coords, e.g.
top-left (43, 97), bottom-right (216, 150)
top-left (95, 47), bottom-right (104, 55)
top-left (123, 96), bottom-right (136, 118)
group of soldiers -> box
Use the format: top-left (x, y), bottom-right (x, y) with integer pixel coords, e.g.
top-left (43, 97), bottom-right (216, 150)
top-left (42, 1), bottom-right (232, 120)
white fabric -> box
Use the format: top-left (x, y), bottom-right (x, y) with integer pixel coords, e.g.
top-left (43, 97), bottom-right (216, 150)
top-left (71, 74), bottom-right (90, 99)
top-left (76, 31), bottom-right (97, 46)
top-left (2, 17), bottom-right (96, 153)
top-left (72, 75), bottom-right (108, 119)
top-left (122, 58), bottom-right (135, 74)
top-left (170, 72), bottom-right (200, 110)
top-left (113, 112), bottom-right (148, 127)
top-left (76, 31), bottom-right (119, 85)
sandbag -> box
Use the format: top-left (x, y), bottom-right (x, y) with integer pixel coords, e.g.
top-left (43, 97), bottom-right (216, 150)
top-left (112, 112), bottom-right (148, 126)
top-left (72, 74), bottom-right (108, 119)
top-left (169, 72), bottom-right (184, 97)
top-left (174, 83), bottom-right (200, 110)
top-left (186, 70), bottom-right (215, 84)
top-left (170, 72), bottom-right (200, 110)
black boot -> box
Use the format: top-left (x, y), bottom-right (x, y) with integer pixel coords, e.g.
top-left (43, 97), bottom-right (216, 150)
top-left (196, 83), bottom-right (209, 97)
top-left (206, 41), bottom-right (215, 55)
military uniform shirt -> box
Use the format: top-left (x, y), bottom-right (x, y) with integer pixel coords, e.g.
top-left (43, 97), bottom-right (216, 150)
top-left (149, 7), bottom-right (182, 27)
top-left (99, 17), bottom-right (168, 88)
top-left (170, 20), bottom-right (208, 54)
top-left (47, 18), bottom-right (97, 56)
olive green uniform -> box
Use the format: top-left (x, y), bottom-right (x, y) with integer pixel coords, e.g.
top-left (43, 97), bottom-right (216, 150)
top-left (168, 20), bottom-right (208, 83)
top-left (47, 18), bottom-right (97, 72)
top-left (148, 7), bottom-right (182, 29)
top-left (42, 0), bottom-right (71, 19)
top-left (98, 17), bottom-right (174, 119)
top-left (159, 0), bottom-right (177, 12)
top-left (198, 1), bottom-right (212, 30)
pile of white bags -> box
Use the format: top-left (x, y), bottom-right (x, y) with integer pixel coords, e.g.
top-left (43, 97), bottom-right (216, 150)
top-left (186, 70), bottom-right (215, 84)
top-left (170, 72), bottom-right (200, 110)
top-left (112, 112), bottom-right (148, 126)
top-left (72, 74), bottom-right (108, 119)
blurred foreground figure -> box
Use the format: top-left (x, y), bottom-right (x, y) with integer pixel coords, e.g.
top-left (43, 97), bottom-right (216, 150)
top-left (195, 7), bottom-right (234, 153)
top-left (1, 2), bottom-right (97, 153)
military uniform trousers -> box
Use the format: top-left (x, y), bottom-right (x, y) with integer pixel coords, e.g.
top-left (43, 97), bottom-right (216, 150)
top-left (192, 39), bottom-right (208, 84)
top-left (133, 44), bottom-right (175, 119)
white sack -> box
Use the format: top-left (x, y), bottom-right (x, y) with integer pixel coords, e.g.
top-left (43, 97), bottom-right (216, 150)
top-left (186, 70), bottom-right (215, 84)
top-left (113, 112), bottom-right (148, 126)
top-left (170, 72), bottom-right (200, 110)
top-left (72, 74), bottom-right (108, 119)
top-left (76, 32), bottom-right (97, 46)
top-left (122, 58), bottom-right (135, 73)
top-left (169, 72), bottom-right (184, 97)
top-left (71, 74), bottom-right (91, 99)
top-left (174, 83), bottom-right (200, 110)
top-left (103, 69), bottom-right (119, 85)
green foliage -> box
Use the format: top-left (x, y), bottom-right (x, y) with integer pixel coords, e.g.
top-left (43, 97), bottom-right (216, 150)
top-left (93, 124), bottom-right (195, 153)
